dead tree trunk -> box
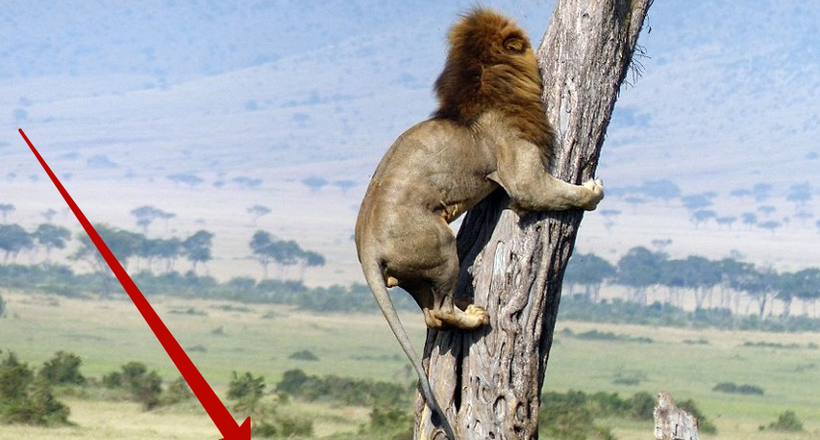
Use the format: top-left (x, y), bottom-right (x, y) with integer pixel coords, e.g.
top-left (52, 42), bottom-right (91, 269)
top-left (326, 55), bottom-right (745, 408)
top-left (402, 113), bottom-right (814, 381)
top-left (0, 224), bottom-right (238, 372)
top-left (415, 1), bottom-right (652, 439)
top-left (654, 392), bottom-right (700, 440)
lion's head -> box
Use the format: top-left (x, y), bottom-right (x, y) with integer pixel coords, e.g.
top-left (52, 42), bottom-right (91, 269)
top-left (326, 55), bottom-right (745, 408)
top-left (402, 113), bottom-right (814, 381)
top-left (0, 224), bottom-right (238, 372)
top-left (433, 8), bottom-right (553, 149)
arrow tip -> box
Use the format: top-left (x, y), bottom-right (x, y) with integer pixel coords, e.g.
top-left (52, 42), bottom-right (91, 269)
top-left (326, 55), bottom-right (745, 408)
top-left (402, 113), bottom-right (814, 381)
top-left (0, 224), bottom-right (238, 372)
top-left (220, 417), bottom-right (251, 440)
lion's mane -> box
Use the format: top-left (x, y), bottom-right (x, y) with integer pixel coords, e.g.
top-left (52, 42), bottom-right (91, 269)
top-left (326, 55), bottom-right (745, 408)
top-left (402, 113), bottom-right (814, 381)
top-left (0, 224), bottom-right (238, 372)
top-left (433, 8), bottom-right (554, 150)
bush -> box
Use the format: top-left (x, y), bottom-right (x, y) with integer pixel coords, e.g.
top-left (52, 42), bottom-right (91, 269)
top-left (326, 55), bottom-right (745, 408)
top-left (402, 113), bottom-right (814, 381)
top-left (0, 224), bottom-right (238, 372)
top-left (102, 371), bottom-right (123, 389)
top-left (370, 406), bottom-right (413, 431)
top-left (133, 371), bottom-right (163, 410)
top-left (540, 390), bottom-right (616, 440)
top-left (162, 376), bottom-right (194, 405)
top-left (275, 369), bottom-right (410, 407)
top-left (628, 392), bottom-right (656, 421)
top-left (39, 351), bottom-right (86, 386)
top-left (588, 392), bottom-right (632, 418)
top-left (102, 361), bottom-right (163, 410)
top-left (227, 370), bottom-right (313, 439)
top-left (0, 350), bottom-right (70, 426)
top-left (612, 369), bottom-right (647, 386)
top-left (228, 371), bottom-right (266, 401)
top-left (712, 382), bottom-right (764, 395)
top-left (571, 329), bottom-right (653, 344)
top-left (289, 350), bottom-right (319, 361)
top-left (0, 351), bottom-right (32, 402)
top-left (764, 410), bottom-right (803, 432)
top-left (251, 413), bottom-right (313, 439)
top-left (251, 421), bottom-right (278, 438)
top-left (277, 414), bottom-right (313, 437)
top-left (228, 371), bottom-right (266, 413)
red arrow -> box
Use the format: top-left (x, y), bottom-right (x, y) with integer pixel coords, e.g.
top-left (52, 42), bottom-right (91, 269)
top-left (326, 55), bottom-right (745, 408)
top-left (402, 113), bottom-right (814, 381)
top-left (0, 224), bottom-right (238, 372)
top-left (20, 129), bottom-right (251, 440)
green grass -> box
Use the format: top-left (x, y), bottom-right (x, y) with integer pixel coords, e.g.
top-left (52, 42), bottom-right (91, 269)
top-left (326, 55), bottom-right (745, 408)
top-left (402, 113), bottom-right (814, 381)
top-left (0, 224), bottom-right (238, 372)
top-left (2, 289), bottom-right (820, 439)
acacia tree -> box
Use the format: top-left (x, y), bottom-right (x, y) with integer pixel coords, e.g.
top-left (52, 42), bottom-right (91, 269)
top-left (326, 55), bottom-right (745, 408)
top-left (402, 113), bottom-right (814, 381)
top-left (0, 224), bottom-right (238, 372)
top-left (32, 223), bottom-right (71, 263)
top-left (563, 253), bottom-right (615, 301)
top-left (250, 230), bottom-right (324, 280)
top-left (617, 246), bottom-right (665, 304)
top-left (0, 224), bottom-right (32, 263)
top-left (416, 1), bottom-right (652, 438)
top-left (72, 225), bottom-right (143, 296)
top-left (131, 205), bottom-right (175, 233)
top-left (182, 230), bottom-right (214, 275)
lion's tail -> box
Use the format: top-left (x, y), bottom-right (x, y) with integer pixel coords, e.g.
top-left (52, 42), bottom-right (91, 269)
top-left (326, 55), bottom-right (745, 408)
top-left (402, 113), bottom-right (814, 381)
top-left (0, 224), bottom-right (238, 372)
top-left (360, 256), bottom-right (456, 439)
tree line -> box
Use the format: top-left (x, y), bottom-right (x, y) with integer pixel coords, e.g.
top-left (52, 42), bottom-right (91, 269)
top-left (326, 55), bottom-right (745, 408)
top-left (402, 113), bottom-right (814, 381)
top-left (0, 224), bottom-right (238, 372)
top-left (3, 222), bottom-right (820, 330)
top-left (0, 222), bottom-right (325, 284)
top-left (564, 247), bottom-right (820, 319)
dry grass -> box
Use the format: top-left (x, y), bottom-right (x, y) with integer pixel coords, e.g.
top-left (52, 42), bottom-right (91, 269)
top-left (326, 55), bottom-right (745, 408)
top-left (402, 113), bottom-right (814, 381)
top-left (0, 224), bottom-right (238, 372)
top-left (2, 290), bottom-right (820, 439)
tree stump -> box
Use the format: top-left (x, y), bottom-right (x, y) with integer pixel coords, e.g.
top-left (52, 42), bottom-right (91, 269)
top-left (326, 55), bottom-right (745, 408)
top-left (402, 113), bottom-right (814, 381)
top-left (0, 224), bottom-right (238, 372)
top-left (654, 391), bottom-right (700, 440)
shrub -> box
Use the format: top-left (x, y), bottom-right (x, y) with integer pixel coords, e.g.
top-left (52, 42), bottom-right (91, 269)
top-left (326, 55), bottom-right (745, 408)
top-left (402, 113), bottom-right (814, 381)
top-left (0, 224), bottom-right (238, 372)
top-left (133, 370), bottom-right (163, 410)
top-left (39, 351), bottom-right (86, 386)
top-left (765, 410), bottom-right (803, 432)
top-left (0, 351), bottom-right (70, 426)
top-left (370, 406), bottom-right (413, 431)
top-left (275, 369), bottom-right (410, 407)
top-left (712, 382), bottom-right (764, 395)
top-left (228, 371), bottom-right (266, 414)
top-left (1, 377), bottom-right (71, 426)
top-left (628, 392), bottom-right (656, 421)
top-left (251, 420), bottom-right (278, 437)
top-left (277, 414), bottom-right (313, 437)
top-left (575, 329), bottom-right (653, 344)
top-left (162, 376), bottom-right (194, 405)
top-left (682, 338), bottom-right (710, 345)
top-left (0, 351), bottom-right (32, 401)
top-left (251, 414), bottom-right (313, 439)
top-left (289, 350), bottom-right (319, 361)
top-left (227, 370), bottom-right (313, 440)
top-left (102, 361), bottom-right (163, 410)
top-left (101, 371), bottom-right (123, 389)
top-left (276, 369), bottom-right (308, 395)
top-left (612, 369), bottom-right (647, 386)
top-left (742, 341), bottom-right (813, 350)
top-left (120, 361), bottom-right (148, 386)
top-left (540, 390), bottom-right (616, 440)
top-left (588, 392), bottom-right (631, 418)
top-left (228, 371), bottom-right (266, 401)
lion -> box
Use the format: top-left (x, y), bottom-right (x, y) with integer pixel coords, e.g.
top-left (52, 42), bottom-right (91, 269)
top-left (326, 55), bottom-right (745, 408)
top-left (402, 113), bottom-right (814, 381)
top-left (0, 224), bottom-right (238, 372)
top-left (354, 8), bottom-right (604, 438)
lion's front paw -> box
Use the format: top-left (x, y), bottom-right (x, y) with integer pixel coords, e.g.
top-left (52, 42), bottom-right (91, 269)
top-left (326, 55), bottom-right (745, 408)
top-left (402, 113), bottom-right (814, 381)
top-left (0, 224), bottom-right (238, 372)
top-left (581, 178), bottom-right (604, 210)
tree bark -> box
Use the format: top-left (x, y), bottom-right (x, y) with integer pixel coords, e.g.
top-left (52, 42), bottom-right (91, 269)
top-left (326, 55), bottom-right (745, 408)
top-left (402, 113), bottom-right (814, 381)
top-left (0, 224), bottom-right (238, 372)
top-left (415, 1), bottom-right (652, 438)
top-left (654, 392), bottom-right (699, 440)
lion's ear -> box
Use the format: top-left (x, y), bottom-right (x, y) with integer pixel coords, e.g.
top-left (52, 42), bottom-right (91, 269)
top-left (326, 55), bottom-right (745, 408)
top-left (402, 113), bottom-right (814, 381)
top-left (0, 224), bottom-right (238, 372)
top-left (503, 36), bottom-right (526, 53)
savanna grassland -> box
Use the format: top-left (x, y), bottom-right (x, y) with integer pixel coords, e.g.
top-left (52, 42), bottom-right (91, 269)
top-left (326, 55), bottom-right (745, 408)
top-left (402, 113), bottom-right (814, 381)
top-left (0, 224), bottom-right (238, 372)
top-left (2, 289), bottom-right (820, 440)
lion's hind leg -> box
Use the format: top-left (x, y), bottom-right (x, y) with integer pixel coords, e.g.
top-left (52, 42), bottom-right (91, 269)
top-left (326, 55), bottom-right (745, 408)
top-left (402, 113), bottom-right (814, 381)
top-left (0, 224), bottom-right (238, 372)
top-left (427, 251), bottom-right (489, 330)
top-left (396, 215), bottom-right (490, 331)
top-left (432, 302), bottom-right (489, 329)
top-left (408, 282), bottom-right (488, 330)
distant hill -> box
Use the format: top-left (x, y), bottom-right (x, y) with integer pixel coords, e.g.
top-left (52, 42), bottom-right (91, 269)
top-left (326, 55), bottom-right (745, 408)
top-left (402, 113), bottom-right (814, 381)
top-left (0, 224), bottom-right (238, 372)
top-left (1, 1), bottom-right (818, 282)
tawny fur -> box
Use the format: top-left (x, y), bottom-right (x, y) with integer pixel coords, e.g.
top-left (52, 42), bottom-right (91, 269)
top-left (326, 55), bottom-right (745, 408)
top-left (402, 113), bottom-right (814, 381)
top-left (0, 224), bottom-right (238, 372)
top-left (355, 9), bottom-right (603, 439)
